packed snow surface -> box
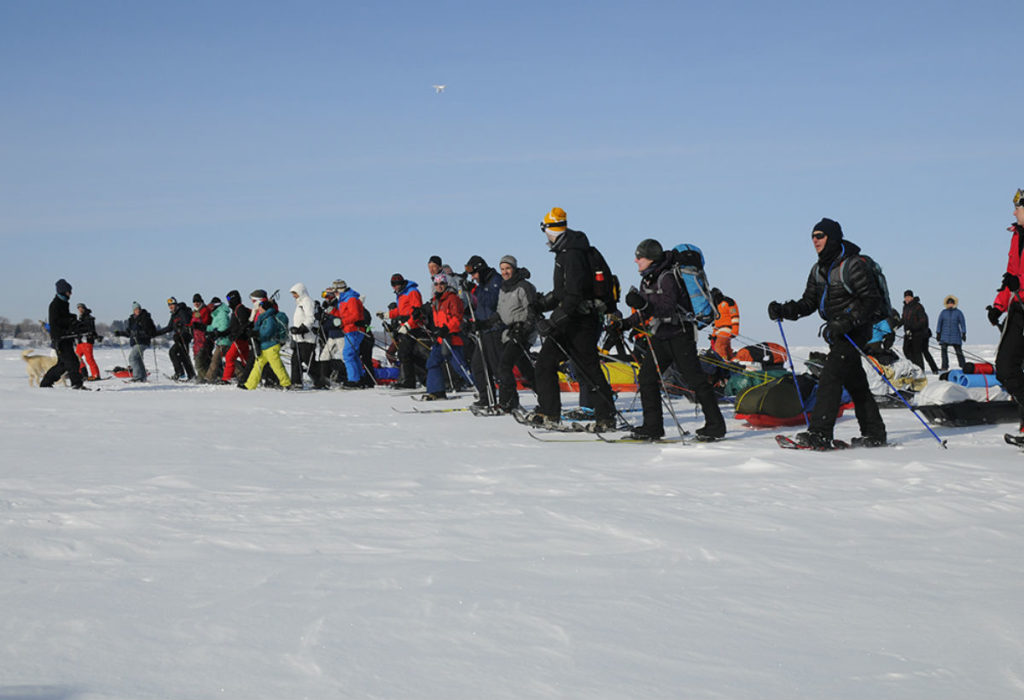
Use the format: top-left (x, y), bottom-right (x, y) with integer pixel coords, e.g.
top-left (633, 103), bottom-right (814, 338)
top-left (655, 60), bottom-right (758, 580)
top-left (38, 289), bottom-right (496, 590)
top-left (2, 346), bottom-right (1023, 700)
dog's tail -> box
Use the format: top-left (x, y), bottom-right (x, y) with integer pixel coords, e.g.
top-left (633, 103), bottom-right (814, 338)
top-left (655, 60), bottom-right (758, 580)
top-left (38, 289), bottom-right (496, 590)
top-left (22, 349), bottom-right (34, 360)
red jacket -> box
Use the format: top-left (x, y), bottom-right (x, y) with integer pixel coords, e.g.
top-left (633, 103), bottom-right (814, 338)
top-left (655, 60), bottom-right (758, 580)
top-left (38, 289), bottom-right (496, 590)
top-left (431, 289), bottom-right (464, 345)
top-left (331, 291), bottom-right (366, 333)
top-left (994, 224), bottom-right (1024, 312)
top-left (390, 286), bottom-right (425, 330)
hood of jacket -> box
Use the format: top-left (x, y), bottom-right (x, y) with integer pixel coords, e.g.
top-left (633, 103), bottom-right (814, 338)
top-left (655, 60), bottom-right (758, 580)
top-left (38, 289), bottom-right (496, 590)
top-left (290, 282), bottom-right (311, 300)
top-left (548, 227), bottom-right (590, 255)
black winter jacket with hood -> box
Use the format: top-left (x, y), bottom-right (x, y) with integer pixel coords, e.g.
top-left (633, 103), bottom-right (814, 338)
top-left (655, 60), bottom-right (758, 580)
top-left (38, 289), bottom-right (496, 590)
top-left (47, 294), bottom-right (76, 344)
top-left (539, 228), bottom-right (595, 327)
top-left (791, 238), bottom-right (882, 337)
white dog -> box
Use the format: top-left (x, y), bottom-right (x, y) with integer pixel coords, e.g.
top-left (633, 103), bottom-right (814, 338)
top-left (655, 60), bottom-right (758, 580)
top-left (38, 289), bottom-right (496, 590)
top-left (22, 349), bottom-right (66, 387)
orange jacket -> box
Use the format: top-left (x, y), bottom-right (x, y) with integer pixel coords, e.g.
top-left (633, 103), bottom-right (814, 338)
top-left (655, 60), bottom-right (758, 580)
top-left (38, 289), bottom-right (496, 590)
top-left (713, 297), bottom-right (739, 337)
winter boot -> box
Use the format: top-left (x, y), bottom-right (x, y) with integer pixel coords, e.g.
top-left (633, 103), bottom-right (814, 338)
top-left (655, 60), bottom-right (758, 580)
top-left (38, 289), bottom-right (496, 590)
top-left (794, 430), bottom-right (833, 449)
top-left (629, 425), bottom-right (665, 441)
top-left (695, 422), bottom-right (726, 442)
top-left (851, 434), bottom-right (887, 448)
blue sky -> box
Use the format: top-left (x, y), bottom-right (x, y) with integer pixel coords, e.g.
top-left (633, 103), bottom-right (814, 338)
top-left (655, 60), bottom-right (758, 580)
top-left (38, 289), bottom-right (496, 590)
top-left (2, 0), bottom-right (1021, 346)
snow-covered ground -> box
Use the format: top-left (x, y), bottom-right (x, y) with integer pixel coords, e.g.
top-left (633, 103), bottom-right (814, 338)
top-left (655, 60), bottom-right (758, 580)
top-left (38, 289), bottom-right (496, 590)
top-left (2, 346), bottom-right (1023, 700)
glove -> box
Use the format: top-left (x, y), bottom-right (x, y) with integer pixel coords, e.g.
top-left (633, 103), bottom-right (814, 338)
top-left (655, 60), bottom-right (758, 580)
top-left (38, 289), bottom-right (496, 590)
top-left (987, 305), bottom-right (1003, 327)
top-left (536, 318), bottom-right (554, 337)
top-left (1001, 272), bottom-right (1020, 292)
top-left (435, 326), bottom-right (450, 339)
top-left (388, 302), bottom-right (398, 311)
top-left (624, 287), bottom-right (646, 311)
top-left (332, 317), bottom-right (341, 327)
top-left (962, 333), bottom-right (966, 342)
top-left (767, 301), bottom-right (783, 321)
top-left (375, 311), bottom-right (386, 320)
top-left (507, 322), bottom-right (525, 343)
top-left (825, 314), bottom-right (854, 340)
top-left (904, 330), bottom-right (913, 339)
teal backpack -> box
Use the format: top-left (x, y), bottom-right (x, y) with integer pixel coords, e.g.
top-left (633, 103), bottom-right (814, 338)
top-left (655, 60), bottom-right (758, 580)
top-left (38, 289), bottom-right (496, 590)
top-left (671, 243), bottom-right (718, 329)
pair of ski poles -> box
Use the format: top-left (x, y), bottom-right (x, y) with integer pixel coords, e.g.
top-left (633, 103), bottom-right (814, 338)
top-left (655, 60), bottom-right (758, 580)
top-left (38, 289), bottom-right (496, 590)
top-left (774, 319), bottom-right (947, 448)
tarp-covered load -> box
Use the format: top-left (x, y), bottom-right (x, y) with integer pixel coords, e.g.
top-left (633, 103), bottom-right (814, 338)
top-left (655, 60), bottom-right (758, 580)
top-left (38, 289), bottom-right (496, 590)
top-left (734, 373), bottom-right (852, 428)
top-left (914, 380), bottom-right (1017, 427)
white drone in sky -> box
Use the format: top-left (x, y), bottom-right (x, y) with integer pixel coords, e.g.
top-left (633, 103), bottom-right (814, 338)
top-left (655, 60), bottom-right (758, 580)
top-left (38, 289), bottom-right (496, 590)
top-left (432, 84), bottom-right (446, 94)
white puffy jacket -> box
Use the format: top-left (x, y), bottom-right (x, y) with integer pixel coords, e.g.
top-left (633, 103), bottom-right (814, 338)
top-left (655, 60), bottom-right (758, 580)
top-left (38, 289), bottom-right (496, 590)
top-left (290, 283), bottom-right (317, 343)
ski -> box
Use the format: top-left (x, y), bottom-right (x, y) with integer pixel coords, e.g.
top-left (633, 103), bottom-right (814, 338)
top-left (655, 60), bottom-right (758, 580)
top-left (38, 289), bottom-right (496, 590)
top-left (392, 405), bottom-right (471, 415)
top-left (595, 432), bottom-right (689, 444)
top-left (776, 435), bottom-right (896, 451)
top-left (409, 391), bottom-right (474, 402)
top-left (469, 404), bottom-right (508, 417)
top-left (776, 435), bottom-right (848, 451)
top-left (528, 431), bottom-right (599, 442)
top-left (1004, 433), bottom-right (1024, 448)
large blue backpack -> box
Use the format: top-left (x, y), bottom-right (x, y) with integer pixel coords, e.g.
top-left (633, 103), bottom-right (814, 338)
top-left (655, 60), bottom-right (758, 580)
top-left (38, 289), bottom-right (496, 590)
top-left (671, 243), bottom-right (718, 329)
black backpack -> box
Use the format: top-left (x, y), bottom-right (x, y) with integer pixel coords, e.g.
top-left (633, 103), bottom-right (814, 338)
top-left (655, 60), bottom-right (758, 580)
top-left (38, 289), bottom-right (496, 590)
top-left (838, 254), bottom-right (893, 323)
top-left (586, 245), bottom-right (620, 311)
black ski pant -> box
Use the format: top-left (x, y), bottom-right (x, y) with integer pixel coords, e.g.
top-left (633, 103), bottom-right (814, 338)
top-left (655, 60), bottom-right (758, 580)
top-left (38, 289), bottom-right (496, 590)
top-left (637, 328), bottom-right (723, 435)
top-left (533, 315), bottom-right (615, 420)
top-left (40, 338), bottom-right (83, 388)
top-left (995, 306), bottom-right (1024, 424)
top-left (903, 333), bottom-right (938, 373)
top-left (939, 342), bottom-right (966, 371)
top-left (470, 330), bottom-right (502, 405)
top-left (497, 337), bottom-right (535, 410)
top-left (169, 338), bottom-right (195, 379)
top-left (395, 331), bottom-right (429, 387)
top-left (810, 327), bottom-right (886, 441)
top-left (290, 341), bottom-right (316, 385)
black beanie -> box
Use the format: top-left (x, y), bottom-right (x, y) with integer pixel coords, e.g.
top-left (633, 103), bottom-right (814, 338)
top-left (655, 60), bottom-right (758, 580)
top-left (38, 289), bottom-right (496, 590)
top-left (55, 278), bottom-right (72, 296)
top-left (465, 255), bottom-right (487, 274)
top-left (428, 255), bottom-right (443, 267)
top-left (812, 218), bottom-right (843, 240)
top-left (903, 289), bottom-right (914, 298)
top-left (193, 293), bottom-right (204, 304)
top-left (390, 273), bottom-right (406, 287)
top-left (635, 238), bottom-right (665, 263)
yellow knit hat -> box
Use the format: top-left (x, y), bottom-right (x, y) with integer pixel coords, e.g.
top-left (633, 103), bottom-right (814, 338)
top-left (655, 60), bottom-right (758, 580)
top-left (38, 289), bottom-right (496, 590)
top-left (541, 207), bottom-right (567, 234)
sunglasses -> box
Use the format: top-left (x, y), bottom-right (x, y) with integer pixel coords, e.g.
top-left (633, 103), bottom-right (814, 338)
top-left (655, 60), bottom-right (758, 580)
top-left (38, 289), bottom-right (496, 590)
top-left (811, 232), bottom-right (827, 240)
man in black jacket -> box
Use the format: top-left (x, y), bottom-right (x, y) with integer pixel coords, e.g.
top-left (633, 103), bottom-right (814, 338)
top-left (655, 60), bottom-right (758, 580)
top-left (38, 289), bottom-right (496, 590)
top-left (154, 297), bottom-right (196, 381)
top-left (40, 278), bottom-right (85, 389)
top-left (526, 207), bottom-right (616, 431)
top-left (901, 290), bottom-right (939, 373)
top-left (768, 218), bottom-right (887, 448)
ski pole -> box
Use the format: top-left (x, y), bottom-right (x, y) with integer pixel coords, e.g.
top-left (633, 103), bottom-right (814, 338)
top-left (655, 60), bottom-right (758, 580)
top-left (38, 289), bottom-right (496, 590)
top-left (775, 319), bottom-right (810, 428)
top-left (843, 333), bottom-right (947, 448)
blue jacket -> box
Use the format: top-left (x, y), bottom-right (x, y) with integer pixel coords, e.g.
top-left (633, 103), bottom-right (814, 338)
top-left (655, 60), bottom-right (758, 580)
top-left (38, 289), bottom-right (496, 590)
top-left (471, 268), bottom-right (502, 320)
top-left (935, 307), bottom-right (966, 345)
top-left (255, 310), bottom-right (289, 350)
